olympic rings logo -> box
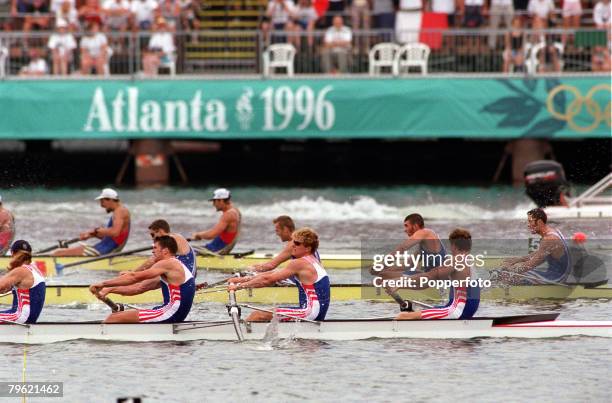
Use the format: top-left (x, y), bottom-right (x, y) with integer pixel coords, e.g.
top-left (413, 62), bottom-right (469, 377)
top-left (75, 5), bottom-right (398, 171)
top-left (546, 84), bottom-right (611, 132)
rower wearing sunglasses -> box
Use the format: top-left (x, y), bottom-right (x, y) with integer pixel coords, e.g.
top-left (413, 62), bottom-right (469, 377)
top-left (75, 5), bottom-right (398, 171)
top-left (228, 227), bottom-right (330, 322)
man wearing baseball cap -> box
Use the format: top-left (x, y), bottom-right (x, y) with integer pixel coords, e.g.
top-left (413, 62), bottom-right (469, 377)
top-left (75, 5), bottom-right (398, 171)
top-left (0, 240), bottom-right (46, 324)
top-left (0, 195), bottom-right (16, 255)
top-left (192, 188), bottom-right (241, 254)
top-left (53, 188), bottom-right (131, 256)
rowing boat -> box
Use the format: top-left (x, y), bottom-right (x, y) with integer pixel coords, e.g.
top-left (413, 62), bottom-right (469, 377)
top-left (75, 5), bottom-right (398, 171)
top-left (1, 314), bottom-right (610, 343)
top-left (2, 282), bottom-right (609, 306)
top-left (0, 254), bottom-right (507, 276)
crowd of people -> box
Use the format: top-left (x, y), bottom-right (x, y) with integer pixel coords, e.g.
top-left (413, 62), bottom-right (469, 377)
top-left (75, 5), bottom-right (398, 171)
top-left (0, 0), bottom-right (610, 75)
top-left (0, 0), bottom-right (198, 75)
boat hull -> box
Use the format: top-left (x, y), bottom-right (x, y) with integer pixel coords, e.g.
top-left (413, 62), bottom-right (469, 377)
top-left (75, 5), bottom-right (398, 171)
top-left (1, 319), bottom-right (610, 344)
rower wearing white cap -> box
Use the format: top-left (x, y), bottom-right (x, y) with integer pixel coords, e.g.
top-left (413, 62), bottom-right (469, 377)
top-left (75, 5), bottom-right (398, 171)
top-left (192, 188), bottom-right (241, 254)
top-left (0, 195), bottom-right (16, 255)
top-left (53, 188), bottom-right (131, 256)
top-left (0, 240), bottom-right (46, 324)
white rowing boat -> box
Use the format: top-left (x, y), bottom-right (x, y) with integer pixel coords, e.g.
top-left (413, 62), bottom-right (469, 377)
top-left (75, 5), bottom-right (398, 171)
top-left (1, 314), bottom-right (610, 343)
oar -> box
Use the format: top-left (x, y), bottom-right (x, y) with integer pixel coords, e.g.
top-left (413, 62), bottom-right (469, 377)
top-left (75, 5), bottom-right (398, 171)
top-left (0, 291), bottom-right (12, 298)
top-left (35, 237), bottom-right (80, 254)
top-left (386, 288), bottom-right (434, 310)
top-left (228, 290), bottom-right (244, 341)
top-left (195, 271), bottom-right (253, 291)
top-left (55, 246), bottom-right (153, 274)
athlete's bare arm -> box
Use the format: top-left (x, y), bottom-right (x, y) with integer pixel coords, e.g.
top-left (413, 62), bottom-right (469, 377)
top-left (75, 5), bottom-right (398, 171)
top-left (229, 259), bottom-right (306, 289)
top-left (96, 206), bottom-right (129, 239)
top-left (509, 235), bottom-right (562, 273)
top-left (99, 277), bottom-right (161, 298)
top-left (253, 242), bottom-right (292, 272)
top-left (192, 212), bottom-right (232, 240)
top-left (0, 267), bottom-right (29, 293)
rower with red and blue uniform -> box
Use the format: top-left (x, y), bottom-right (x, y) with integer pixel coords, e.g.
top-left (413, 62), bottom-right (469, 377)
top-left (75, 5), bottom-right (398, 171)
top-left (192, 188), bottom-right (241, 255)
top-left (395, 228), bottom-right (480, 320)
top-left (228, 227), bottom-right (330, 322)
top-left (0, 240), bottom-right (46, 324)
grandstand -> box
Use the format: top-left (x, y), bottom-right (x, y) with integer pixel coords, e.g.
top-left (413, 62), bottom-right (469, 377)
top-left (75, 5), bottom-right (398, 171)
top-left (0, 0), bottom-right (610, 76)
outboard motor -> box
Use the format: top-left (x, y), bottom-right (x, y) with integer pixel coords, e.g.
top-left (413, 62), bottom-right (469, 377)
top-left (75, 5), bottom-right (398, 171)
top-left (524, 160), bottom-right (569, 207)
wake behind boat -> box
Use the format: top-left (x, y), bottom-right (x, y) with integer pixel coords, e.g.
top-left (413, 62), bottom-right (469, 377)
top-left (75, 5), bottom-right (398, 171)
top-left (1, 314), bottom-right (610, 344)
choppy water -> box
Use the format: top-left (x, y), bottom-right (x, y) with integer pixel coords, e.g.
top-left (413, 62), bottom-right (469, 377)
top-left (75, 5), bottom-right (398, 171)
top-left (0, 186), bottom-right (610, 402)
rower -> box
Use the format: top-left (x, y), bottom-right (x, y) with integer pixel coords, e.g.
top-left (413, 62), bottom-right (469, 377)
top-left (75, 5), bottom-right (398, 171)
top-left (89, 235), bottom-right (195, 324)
top-left (52, 188), bottom-right (131, 257)
top-left (228, 227), bottom-right (330, 322)
top-left (0, 195), bottom-right (15, 255)
top-left (192, 188), bottom-right (241, 254)
top-left (111, 219), bottom-right (197, 305)
top-left (0, 240), bottom-right (46, 324)
top-left (500, 208), bottom-right (571, 284)
top-left (252, 215), bottom-right (321, 273)
top-left (376, 213), bottom-right (447, 286)
top-left (396, 229), bottom-right (480, 320)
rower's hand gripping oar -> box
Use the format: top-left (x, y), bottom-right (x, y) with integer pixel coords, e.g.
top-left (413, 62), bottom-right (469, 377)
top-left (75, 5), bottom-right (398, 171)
top-left (228, 290), bottom-right (244, 341)
top-left (35, 237), bottom-right (80, 254)
top-left (55, 246), bottom-right (153, 274)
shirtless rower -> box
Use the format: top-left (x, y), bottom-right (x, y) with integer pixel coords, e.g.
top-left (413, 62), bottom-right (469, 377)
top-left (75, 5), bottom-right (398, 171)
top-left (89, 235), bottom-right (195, 324)
top-left (53, 188), bottom-right (131, 257)
top-left (0, 240), bottom-right (46, 324)
top-left (0, 195), bottom-right (15, 255)
top-left (252, 215), bottom-right (303, 273)
top-left (228, 227), bottom-right (330, 322)
top-left (192, 188), bottom-right (241, 254)
top-left (395, 229), bottom-right (480, 320)
top-left (109, 219), bottom-right (197, 304)
top-left (499, 208), bottom-right (571, 284)
top-left (376, 213), bottom-right (447, 284)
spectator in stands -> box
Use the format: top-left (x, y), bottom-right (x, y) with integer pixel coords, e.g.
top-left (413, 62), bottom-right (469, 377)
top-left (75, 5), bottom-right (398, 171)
top-left (592, 0), bottom-right (611, 72)
top-left (19, 47), bottom-right (48, 76)
top-left (180, 0), bottom-right (201, 42)
top-left (131, 0), bottom-right (158, 30)
top-left (157, 0), bottom-right (182, 31)
top-left (396, 0), bottom-right (423, 43)
top-left (102, 0), bottom-right (130, 32)
top-left (351, 0), bottom-right (370, 31)
top-left (142, 17), bottom-right (175, 76)
top-left (50, 0), bottom-right (73, 12)
top-left (462, 0), bottom-right (486, 28)
top-left (262, 0), bottom-right (296, 44)
top-left (561, 0), bottom-right (582, 44)
top-left (432, 0), bottom-right (455, 27)
top-left (80, 21), bottom-right (108, 75)
top-left (321, 15), bottom-right (352, 73)
top-left (23, 0), bottom-right (51, 33)
top-left (326, 0), bottom-right (345, 25)
top-left (47, 19), bottom-right (76, 75)
top-left (372, 0), bottom-right (395, 31)
top-left (537, 39), bottom-right (562, 72)
top-left (488, 0), bottom-right (514, 48)
top-left (503, 16), bottom-right (525, 72)
top-left (292, 0), bottom-right (319, 48)
top-left (78, 0), bottom-right (104, 28)
top-left (527, 0), bottom-right (555, 29)
top-left (55, 0), bottom-right (79, 31)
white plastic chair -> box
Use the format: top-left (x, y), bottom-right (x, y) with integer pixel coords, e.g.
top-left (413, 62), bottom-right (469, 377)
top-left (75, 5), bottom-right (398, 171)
top-left (0, 42), bottom-right (8, 78)
top-left (262, 43), bottom-right (296, 77)
top-left (368, 43), bottom-right (400, 76)
top-left (525, 41), bottom-right (564, 74)
top-left (393, 43), bottom-right (430, 76)
top-left (159, 52), bottom-right (176, 76)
